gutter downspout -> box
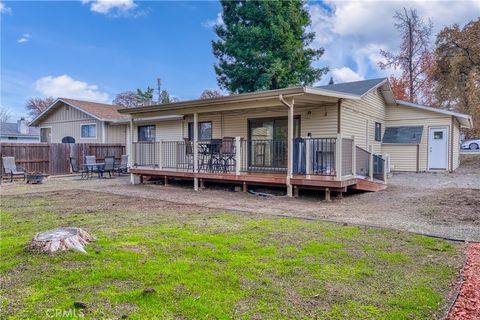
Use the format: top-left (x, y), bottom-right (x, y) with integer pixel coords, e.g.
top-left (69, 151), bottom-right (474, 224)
top-left (279, 95), bottom-right (294, 197)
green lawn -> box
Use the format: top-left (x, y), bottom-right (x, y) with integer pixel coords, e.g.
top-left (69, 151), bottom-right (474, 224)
top-left (0, 190), bottom-right (463, 319)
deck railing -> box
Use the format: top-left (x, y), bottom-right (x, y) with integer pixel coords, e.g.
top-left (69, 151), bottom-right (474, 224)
top-left (355, 146), bottom-right (370, 177)
top-left (373, 154), bottom-right (385, 181)
top-left (132, 136), bottom-right (361, 179)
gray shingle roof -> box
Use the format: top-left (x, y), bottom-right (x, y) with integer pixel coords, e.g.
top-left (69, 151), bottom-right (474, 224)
top-left (315, 78), bottom-right (387, 96)
top-left (1, 122), bottom-right (40, 137)
top-left (383, 126), bottom-right (423, 144)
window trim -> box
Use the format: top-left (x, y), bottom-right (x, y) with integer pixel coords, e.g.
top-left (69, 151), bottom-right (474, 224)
top-left (80, 123), bottom-right (97, 139)
top-left (188, 121), bottom-right (213, 141)
top-left (374, 122), bottom-right (382, 142)
top-left (137, 124), bottom-right (156, 142)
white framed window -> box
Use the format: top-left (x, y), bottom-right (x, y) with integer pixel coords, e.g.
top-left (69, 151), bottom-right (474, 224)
top-left (81, 123), bottom-right (97, 139)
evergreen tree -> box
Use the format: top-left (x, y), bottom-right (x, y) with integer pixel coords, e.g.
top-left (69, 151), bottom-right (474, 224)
top-left (212, 0), bottom-right (327, 94)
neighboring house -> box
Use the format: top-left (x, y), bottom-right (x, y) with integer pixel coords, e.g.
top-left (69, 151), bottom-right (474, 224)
top-left (119, 78), bottom-right (473, 197)
top-left (1, 118), bottom-right (40, 143)
top-left (29, 98), bottom-right (130, 144)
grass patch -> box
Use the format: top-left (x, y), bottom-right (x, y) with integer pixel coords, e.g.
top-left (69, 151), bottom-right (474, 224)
top-left (0, 190), bottom-right (463, 319)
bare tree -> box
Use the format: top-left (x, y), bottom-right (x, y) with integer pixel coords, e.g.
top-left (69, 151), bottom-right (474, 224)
top-left (379, 8), bottom-right (434, 103)
top-left (0, 108), bottom-right (12, 122)
top-left (112, 91), bottom-right (138, 108)
top-left (26, 97), bottom-right (55, 117)
top-left (199, 89), bottom-right (223, 99)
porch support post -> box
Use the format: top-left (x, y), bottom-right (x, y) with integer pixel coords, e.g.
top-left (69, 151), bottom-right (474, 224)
top-left (129, 119), bottom-right (135, 167)
top-left (351, 136), bottom-right (356, 177)
top-left (235, 137), bottom-right (241, 175)
top-left (368, 145), bottom-right (374, 180)
top-left (193, 112), bottom-right (199, 191)
top-left (279, 95), bottom-right (294, 197)
top-left (336, 134), bottom-right (342, 180)
top-left (305, 137), bottom-right (312, 177)
top-left (158, 139), bottom-right (163, 170)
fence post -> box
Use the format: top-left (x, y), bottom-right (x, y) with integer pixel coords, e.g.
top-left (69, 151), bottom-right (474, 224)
top-left (158, 140), bottom-right (163, 170)
top-left (336, 134), bottom-right (342, 180)
top-left (305, 137), bottom-right (312, 177)
top-left (235, 137), bottom-right (241, 175)
top-left (369, 145), bottom-right (374, 180)
top-left (351, 137), bottom-right (356, 177)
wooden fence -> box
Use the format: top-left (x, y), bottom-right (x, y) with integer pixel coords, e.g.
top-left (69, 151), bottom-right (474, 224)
top-left (1, 143), bottom-right (126, 176)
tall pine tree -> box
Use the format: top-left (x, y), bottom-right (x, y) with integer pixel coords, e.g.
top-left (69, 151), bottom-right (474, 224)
top-left (212, 0), bottom-right (327, 94)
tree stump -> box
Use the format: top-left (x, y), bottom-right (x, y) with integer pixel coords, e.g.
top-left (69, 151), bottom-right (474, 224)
top-left (27, 227), bottom-right (94, 254)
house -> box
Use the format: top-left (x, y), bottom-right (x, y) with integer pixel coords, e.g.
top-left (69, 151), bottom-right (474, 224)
top-left (118, 78), bottom-right (473, 197)
top-left (1, 118), bottom-right (40, 143)
top-left (29, 98), bottom-right (130, 144)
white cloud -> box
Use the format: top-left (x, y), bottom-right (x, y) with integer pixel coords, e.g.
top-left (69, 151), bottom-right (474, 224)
top-left (331, 67), bottom-right (364, 83)
top-left (202, 12), bottom-right (223, 28)
top-left (35, 75), bottom-right (109, 102)
top-left (17, 33), bottom-right (31, 43)
top-left (308, 0), bottom-right (480, 83)
top-left (0, 1), bottom-right (12, 14)
top-left (82, 0), bottom-right (137, 15)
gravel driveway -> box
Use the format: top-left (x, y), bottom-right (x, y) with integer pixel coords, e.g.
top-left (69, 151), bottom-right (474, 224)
top-left (3, 156), bottom-right (479, 241)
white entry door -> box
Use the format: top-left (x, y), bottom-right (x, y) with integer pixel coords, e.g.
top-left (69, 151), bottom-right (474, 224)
top-left (428, 127), bottom-right (448, 170)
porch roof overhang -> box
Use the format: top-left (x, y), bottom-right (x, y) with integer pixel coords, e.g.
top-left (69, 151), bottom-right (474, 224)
top-left (118, 87), bottom-right (361, 118)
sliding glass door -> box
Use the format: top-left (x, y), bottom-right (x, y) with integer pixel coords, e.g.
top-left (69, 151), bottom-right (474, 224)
top-left (248, 117), bottom-right (299, 170)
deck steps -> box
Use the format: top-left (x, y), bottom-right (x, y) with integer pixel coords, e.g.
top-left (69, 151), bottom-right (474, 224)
top-left (351, 178), bottom-right (387, 192)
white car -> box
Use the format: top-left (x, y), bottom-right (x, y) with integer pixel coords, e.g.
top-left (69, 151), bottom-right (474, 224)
top-left (461, 138), bottom-right (480, 150)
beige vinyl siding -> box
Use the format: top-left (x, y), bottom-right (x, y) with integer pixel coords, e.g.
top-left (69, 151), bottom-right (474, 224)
top-left (40, 103), bottom-right (104, 143)
top-left (384, 104), bottom-right (453, 172)
top-left (179, 105), bottom-right (338, 139)
top-left (452, 118), bottom-right (460, 170)
top-left (133, 120), bottom-right (183, 141)
top-left (382, 145), bottom-right (418, 172)
top-left (105, 124), bottom-right (127, 144)
top-left (340, 89), bottom-right (386, 154)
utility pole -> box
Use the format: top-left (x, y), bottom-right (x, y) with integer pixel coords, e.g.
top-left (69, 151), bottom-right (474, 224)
top-left (157, 78), bottom-right (161, 103)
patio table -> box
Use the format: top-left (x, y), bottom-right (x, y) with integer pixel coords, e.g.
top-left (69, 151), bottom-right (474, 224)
top-left (80, 162), bottom-right (105, 179)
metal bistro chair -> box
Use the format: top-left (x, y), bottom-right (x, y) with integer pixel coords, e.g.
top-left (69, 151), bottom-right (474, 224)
top-left (84, 155), bottom-right (98, 178)
top-left (114, 155), bottom-right (129, 175)
top-left (2, 156), bottom-right (26, 182)
top-left (183, 138), bottom-right (194, 171)
top-left (69, 157), bottom-right (88, 179)
top-left (208, 139), bottom-right (223, 173)
top-left (220, 137), bottom-right (236, 173)
top-left (99, 156), bottom-right (115, 178)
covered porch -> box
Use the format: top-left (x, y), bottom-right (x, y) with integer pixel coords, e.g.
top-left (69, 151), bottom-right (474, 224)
top-left (123, 87), bottom-right (387, 196)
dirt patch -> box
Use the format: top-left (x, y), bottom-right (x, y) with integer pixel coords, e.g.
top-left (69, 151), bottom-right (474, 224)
top-left (415, 189), bottom-right (480, 225)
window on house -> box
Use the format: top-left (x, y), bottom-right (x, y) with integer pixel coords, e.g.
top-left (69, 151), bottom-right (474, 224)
top-left (188, 121), bottom-right (212, 141)
top-left (375, 122), bottom-right (382, 142)
top-left (40, 128), bottom-right (51, 143)
top-left (138, 125), bottom-right (156, 142)
top-left (81, 124), bottom-right (96, 138)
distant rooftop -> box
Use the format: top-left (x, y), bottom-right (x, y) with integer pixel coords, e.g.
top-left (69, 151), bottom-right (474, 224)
top-left (1, 122), bottom-right (40, 137)
top-left (316, 78), bottom-right (387, 96)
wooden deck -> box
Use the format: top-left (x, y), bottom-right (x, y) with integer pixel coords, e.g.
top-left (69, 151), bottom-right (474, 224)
top-left (129, 167), bottom-right (386, 193)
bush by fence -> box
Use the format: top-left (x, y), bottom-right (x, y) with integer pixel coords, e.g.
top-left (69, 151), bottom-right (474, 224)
top-left (1, 143), bottom-right (125, 176)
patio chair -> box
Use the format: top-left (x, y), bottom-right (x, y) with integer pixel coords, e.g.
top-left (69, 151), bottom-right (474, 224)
top-left (220, 137), bottom-right (236, 173)
top-left (69, 157), bottom-right (88, 179)
top-left (114, 155), bottom-right (128, 175)
top-left (183, 138), bottom-right (194, 170)
top-left (84, 155), bottom-right (98, 177)
top-left (99, 156), bottom-right (115, 178)
top-left (2, 156), bottom-right (26, 182)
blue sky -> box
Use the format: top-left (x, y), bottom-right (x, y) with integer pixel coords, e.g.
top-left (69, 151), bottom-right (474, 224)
top-left (1, 0), bottom-right (479, 120)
